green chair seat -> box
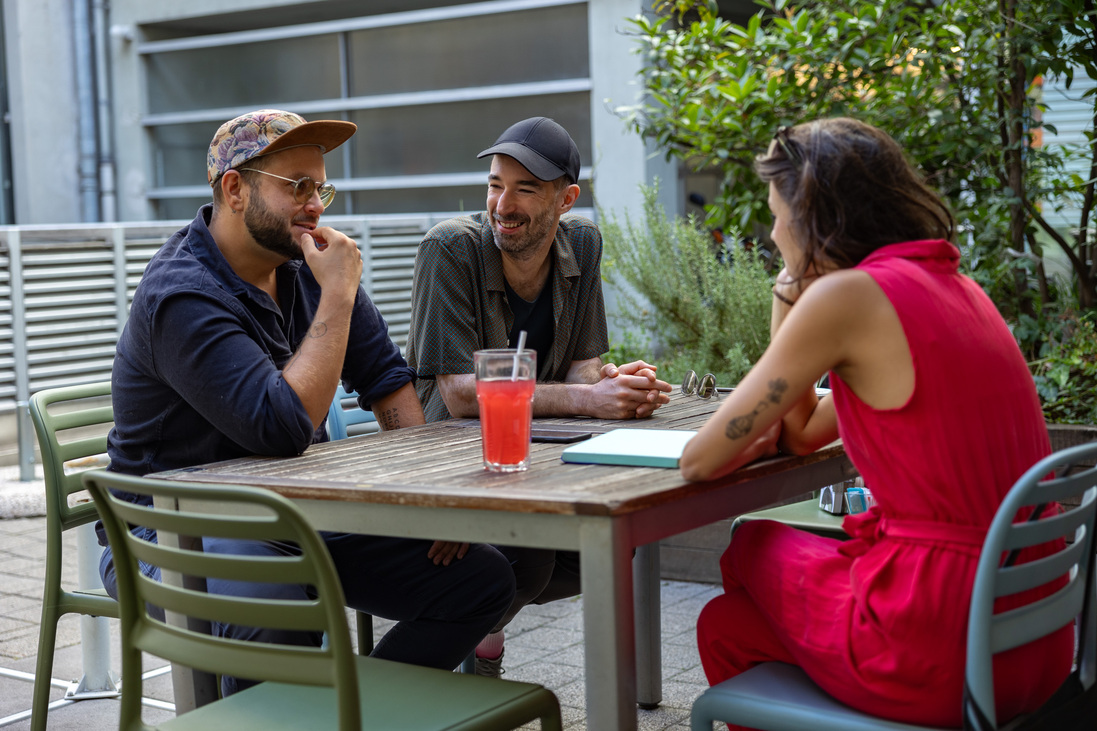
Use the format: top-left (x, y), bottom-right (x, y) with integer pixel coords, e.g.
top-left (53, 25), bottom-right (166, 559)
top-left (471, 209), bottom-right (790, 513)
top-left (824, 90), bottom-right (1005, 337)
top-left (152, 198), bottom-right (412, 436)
top-left (731, 498), bottom-right (848, 540)
top-left (158, 656), bottom-right (557, 731)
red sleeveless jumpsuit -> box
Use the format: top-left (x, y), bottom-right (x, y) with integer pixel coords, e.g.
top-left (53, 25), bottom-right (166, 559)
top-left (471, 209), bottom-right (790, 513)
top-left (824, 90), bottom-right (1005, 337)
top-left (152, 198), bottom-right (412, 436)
top-left (697, 240), bottom-right (1073, 727)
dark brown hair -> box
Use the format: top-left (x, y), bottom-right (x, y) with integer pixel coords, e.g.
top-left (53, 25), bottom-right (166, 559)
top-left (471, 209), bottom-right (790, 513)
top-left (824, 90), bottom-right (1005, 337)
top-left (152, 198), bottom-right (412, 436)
top-left (755, 118), bottom-right (955, 277)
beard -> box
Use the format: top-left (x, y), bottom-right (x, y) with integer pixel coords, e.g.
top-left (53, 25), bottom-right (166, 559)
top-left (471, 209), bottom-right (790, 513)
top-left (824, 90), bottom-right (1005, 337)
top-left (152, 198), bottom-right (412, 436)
top-left (490, 203), bottom-right (557, 261)
top-left (245, 191), bottom-right (301, 260)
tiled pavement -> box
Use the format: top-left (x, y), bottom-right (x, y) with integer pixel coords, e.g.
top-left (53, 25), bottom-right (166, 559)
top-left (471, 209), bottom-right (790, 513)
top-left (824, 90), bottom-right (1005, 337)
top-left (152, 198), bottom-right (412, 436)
top-left (0, 514), bottom-right (719, 730)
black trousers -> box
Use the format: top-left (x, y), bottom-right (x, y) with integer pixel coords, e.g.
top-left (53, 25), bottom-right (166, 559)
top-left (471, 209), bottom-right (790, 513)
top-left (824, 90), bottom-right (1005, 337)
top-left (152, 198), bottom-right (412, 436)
top-left (491, 546), bottom-right (581, 632)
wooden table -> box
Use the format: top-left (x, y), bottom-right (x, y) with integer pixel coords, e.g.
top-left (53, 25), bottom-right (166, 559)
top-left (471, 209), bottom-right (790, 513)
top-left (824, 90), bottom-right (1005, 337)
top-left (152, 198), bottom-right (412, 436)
top-left (154, 393), bottom-right (854, 729)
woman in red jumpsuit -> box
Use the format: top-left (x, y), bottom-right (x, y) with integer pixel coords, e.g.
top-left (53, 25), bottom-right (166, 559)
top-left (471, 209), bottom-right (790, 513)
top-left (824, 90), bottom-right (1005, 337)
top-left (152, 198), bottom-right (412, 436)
top-left (679, 118), bottom-right (1073, 728)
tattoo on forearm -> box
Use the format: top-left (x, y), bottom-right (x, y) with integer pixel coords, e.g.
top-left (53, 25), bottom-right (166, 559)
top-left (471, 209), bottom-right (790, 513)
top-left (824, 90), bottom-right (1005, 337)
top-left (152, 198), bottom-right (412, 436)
top-left (725, 378), bottom-right (788, 439)
top-left (377, 407), bottom-right (401, 431)
top-left (283, 322), bottom-right (329, 376)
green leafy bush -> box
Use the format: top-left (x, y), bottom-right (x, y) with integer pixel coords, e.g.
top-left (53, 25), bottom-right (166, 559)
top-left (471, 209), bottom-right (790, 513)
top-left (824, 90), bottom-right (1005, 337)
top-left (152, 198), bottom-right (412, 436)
top-left (601, 183), bottom-right (774, 387)
top-left (1032, 314), bottom-right (1097, 425)
top-left (624, 0), bottom-right (1097, 425)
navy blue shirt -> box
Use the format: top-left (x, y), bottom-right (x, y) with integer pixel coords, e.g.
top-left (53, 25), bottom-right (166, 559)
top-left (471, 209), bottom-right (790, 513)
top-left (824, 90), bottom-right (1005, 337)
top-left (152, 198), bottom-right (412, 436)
top-left (101, 205), bottom-right (412, 539)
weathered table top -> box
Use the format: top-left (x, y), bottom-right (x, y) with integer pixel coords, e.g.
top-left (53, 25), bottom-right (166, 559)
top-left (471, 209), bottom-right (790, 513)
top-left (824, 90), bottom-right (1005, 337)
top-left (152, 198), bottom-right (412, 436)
top-left (158, 393), bottom-right (848, 517)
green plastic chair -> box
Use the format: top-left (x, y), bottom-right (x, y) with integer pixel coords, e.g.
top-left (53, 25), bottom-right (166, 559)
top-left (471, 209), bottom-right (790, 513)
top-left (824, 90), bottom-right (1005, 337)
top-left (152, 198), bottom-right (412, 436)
top-left (28, 381), bottom-right (119, 731)
top-left (692, 442), bottom-right (1097, 730)
top-left (84, 470), bottom-right (563, 731)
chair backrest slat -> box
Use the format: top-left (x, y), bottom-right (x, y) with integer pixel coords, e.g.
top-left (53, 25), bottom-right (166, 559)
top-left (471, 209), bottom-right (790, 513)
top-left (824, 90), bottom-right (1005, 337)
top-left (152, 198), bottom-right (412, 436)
top-left (990, 566), bottom-right (1089, 653)
top-left (138, 576), bottom-right (328, 634)
top-left (1002, 498), bottom-right (1094, 551)
top-left (128, 539), bottom-right (319, 586)
top-left (137, 624), bottom-right (340, 691)
top-left (1029, 469), bottom-right (1097, 504)
top-left (996, 535), bottom-right (1087, 598)
top-left (108, 497), bottom-right (301, 544)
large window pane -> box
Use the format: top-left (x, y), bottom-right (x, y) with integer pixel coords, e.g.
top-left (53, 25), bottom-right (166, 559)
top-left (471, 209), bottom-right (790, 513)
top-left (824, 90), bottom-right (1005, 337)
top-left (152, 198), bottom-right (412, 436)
top-left (149, 122), bottom-right (215, 188)
top-left (146, 35), bottom-right (343, 114)
top-left (351, 185), bottom-right (485, 217)
top-left (348, 93), bottom-right (591, 178)
top-left (347, 4), bottom-right (589, 96)
top-left (157, 197), bottom-right (208, 221)
top-left (350, 185), bottom-right (593, 217)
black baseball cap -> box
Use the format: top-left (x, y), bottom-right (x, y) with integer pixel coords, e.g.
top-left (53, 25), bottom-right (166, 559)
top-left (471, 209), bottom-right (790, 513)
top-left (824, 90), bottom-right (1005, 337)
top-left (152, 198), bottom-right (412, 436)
top-left (477, 117), bottom-right (581, 183)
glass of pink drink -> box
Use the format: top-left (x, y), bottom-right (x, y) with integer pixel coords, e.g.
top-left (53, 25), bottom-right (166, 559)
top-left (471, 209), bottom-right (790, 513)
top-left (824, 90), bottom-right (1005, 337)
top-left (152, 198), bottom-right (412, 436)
top-left (474, 349), bottom-right (536, 472)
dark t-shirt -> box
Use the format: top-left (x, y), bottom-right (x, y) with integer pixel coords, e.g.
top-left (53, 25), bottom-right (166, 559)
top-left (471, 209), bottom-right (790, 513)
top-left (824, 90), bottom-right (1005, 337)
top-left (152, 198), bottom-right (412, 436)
top-left (504, 264), bottom-right (554, 375)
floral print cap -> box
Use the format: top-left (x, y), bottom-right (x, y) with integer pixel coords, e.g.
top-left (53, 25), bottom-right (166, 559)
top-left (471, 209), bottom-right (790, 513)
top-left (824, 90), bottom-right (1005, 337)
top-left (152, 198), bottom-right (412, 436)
top-left (207, 109), bottom-right (356, 186)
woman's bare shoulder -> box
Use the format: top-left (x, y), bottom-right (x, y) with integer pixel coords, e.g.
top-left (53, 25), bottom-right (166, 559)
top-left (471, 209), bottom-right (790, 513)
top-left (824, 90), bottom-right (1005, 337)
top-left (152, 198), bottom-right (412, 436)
top-left (795, 267), bottom-right (888, 317)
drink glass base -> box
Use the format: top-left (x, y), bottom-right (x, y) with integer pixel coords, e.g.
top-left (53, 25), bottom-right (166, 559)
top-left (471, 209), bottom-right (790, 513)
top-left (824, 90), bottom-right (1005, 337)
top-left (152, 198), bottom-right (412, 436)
top-left (483, 460), bottom-right (530, 473)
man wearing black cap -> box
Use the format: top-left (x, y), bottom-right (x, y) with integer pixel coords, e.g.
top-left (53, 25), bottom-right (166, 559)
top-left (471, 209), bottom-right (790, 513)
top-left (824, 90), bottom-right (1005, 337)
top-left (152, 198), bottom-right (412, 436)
top-left (405, 116), bottom-right (672, 677)
top-left (99, 109), bottom-right (515, 696)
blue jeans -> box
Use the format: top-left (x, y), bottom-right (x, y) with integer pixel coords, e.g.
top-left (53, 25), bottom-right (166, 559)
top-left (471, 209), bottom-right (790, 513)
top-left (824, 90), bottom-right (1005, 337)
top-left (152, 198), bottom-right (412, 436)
top-left (101, 527), bottom-right (514, 696)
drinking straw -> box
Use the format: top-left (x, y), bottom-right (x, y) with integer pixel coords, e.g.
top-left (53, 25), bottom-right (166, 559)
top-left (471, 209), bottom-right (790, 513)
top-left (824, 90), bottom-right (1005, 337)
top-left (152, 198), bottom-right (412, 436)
top-left (512, 330), bottom-right (527, 381)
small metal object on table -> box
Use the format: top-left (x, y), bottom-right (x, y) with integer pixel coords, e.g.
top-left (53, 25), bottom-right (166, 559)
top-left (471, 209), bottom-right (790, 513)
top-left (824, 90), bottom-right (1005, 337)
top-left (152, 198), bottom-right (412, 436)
top-left (152, 394), bottom-right (854, 730)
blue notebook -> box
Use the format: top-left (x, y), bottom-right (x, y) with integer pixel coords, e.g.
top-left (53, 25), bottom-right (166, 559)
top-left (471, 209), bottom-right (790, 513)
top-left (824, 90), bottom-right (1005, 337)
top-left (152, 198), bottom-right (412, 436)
top-left (560, 428), bottom-right (697, 468)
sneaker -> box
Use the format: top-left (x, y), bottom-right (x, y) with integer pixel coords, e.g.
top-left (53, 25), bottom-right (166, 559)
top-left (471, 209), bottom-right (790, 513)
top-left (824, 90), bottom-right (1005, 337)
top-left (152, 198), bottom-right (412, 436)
top-left (474, 648), bottom-right (505, 678)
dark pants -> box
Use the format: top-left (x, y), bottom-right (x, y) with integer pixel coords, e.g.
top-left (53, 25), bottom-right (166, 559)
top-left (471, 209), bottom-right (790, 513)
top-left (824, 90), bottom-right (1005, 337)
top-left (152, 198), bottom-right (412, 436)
top-left (101, 527), bottom-right (514, 696)
top-left (492, 546), bottom-right (581, 632)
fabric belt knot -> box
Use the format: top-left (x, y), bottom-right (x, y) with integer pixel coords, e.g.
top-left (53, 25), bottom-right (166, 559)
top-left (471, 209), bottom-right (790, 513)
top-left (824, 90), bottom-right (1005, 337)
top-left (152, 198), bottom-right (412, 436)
top-left (839, 505), bottom-right (987, 558)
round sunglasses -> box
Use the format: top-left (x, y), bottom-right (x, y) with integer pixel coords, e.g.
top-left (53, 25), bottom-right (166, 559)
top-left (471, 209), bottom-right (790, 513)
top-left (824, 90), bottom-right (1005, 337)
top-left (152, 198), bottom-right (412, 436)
top-left (239, 168), bottom-right (337, 209)
top-left (681, 370), bottom-right (721, 399)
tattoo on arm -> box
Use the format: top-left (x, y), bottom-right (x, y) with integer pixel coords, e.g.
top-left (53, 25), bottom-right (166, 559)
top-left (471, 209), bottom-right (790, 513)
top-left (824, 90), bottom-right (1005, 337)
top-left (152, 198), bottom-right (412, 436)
top-left (376, 407), bottom-right (401, 431)
top-left (725, 378), bottom-right (788, 439)
top-left (282, 322), bottom-right (329, 376)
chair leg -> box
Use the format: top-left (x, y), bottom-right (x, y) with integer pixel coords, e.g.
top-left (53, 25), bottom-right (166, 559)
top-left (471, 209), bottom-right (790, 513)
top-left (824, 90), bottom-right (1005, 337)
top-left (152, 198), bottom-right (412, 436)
top-left (355, 611), bottom-right (374, 655)
top-left (689, 690), bottom-right (720, 731)
top-left (539, 689), bottom-right (564, 731)
top-left (460, 652), bottom-right (476, 674)
top-left (30, 609), bottom-right (59, 731)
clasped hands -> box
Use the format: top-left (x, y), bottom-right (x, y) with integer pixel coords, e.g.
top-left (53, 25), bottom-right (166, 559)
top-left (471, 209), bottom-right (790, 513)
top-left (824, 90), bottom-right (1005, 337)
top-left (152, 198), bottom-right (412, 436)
top-left (592, 360), bottom-right (672, 419)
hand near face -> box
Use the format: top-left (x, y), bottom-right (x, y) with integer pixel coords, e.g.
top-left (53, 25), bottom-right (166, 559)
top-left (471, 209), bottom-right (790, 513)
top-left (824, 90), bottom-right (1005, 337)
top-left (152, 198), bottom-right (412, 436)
top-left (300, 226), bottom-right (363, 303)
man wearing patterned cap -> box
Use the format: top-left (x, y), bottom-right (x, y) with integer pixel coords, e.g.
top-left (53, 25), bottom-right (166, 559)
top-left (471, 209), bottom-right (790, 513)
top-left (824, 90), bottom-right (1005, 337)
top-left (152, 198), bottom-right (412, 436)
top-left (405, 116), bottom-right (673, 678)
top-left (98, 109), bottom-right (514, 696)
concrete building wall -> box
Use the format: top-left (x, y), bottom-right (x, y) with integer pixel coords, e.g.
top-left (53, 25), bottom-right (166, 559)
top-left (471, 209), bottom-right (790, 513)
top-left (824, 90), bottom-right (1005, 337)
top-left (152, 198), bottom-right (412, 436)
top-left (2, 0), bottom-right (82, 224)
